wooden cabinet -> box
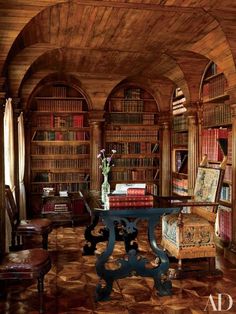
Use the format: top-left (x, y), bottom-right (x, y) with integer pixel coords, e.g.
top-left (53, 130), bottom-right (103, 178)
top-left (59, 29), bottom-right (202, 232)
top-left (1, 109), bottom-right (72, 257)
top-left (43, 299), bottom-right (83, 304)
top-left (28, 84), bottom-right (90, 215)
top-left (41, 194), bottom-right (88, 225)
top-left (104, 86), bottom-right (160, 195)
top-left (201, 62), bottom-right (232, 245)
top-left (171, 87), bottom-right (188, 195)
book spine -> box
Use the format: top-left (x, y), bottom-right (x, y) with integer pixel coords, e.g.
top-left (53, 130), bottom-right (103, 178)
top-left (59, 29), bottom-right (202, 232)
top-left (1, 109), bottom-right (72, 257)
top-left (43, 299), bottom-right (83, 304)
top-left (108, 195), bottom-right (153, 202)
top-left (109, 201), bottom-right (154, 208)
top-left (127, 188), bottom-right (146, 195)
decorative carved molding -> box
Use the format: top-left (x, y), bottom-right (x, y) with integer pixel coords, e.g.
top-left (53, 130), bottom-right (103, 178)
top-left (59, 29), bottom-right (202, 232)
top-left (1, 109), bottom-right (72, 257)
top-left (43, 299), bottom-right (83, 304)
top-left (88, 110), bottom-right (105, 123)
top-left (186, 101), bottom-right (200, 118)
top-left (158, 111), bottom-right (171, 125)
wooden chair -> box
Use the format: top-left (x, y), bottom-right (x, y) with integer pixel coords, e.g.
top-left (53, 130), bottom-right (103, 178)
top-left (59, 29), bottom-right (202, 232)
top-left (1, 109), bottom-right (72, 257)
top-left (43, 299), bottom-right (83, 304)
top-left (0, 248), bottom-right (51, 313)
top-left (5, 185), bottom-right (53, 250)
top-left (160, 156), bottom-right (226, 278)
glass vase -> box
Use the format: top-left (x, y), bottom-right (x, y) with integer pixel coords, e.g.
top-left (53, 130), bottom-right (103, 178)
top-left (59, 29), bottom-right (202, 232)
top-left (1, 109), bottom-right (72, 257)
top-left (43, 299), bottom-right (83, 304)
top-left (101, 174), bottom-right (110, 209)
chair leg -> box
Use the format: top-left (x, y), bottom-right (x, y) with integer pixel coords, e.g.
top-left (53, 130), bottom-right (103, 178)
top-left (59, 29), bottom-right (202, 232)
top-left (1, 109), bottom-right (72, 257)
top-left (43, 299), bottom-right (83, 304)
top-left (42, 234), bottom-right (48, 250)
top-left (37, 275), bottom-right (45, 314)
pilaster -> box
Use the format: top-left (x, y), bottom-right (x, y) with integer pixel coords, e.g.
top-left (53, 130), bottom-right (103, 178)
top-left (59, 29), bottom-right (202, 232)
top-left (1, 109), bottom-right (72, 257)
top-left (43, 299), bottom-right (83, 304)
top-left (186, 102), bottom-right (199, 195)
top-left (159, 112), bottom-right (171, 196)
top-left (89, 110), bottom-right (105, 195)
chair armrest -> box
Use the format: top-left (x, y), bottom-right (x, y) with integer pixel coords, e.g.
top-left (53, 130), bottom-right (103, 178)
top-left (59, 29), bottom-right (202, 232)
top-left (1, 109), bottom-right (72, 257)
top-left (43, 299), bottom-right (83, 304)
top-left (170, 201), bottom-right (219, 207)
top-left (154, 195), bottom-right (192, 207)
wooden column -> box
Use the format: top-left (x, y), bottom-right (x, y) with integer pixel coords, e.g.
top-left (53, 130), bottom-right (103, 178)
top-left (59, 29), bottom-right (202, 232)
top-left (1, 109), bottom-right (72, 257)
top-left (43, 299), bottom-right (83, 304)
top-left (160, 116), bottom-right (171, 196)
top-left (89, 111), bottom-right (104, 196)
top-left (186, 104), bottom-right (199, 195)
top-left (224, 103), bottom-right (236, 264)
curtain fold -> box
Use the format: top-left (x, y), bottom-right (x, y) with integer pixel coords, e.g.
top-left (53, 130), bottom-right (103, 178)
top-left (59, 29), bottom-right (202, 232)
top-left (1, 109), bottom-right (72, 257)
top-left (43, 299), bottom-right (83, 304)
top-left (18, 112), bottom-right (26, 220)
top-left (4, 98), bottom-right (15, 251)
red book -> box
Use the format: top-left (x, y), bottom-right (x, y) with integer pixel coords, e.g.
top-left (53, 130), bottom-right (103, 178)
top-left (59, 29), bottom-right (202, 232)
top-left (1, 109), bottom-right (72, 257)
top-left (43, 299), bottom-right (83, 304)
top-left (73, 115), bottom-right (84, 127)
top-left (127, 188), bottom-right (146, 195)
top-left (109, 200), bottom-right (154, 209)
top-left (108, 194), bottom-right (153, 202)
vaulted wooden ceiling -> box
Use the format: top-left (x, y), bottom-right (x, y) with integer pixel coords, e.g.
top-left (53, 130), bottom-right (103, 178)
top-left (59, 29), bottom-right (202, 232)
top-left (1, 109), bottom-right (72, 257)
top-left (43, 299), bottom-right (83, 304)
top-left (1, 0), bottom-right (236, 112)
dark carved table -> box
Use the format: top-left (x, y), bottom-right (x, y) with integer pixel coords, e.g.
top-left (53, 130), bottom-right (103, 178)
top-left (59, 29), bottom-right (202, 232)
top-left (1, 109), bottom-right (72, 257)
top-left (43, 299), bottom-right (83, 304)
top-left (93, 207), bottom-right (180, 301)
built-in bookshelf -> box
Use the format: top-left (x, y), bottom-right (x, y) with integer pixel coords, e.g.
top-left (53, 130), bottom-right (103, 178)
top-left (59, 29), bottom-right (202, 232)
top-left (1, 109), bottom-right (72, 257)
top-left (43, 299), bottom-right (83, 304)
top-left (29, 83), bottom-right (90, 215)
top-left (201, 61), bottom-right (232, 245)
top-left (105, 86), bottom-right (159, 195)
top-left (171, 87), bottom-right (188, 195)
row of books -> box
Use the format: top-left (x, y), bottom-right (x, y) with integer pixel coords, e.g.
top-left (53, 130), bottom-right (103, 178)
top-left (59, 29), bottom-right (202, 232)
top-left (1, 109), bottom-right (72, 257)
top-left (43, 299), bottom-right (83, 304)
top-left (172, 132), bottom-right (188, 146)
top-left (105, 129), bottom-right (159, 141)
top-left (110, 169), bottom-right (159, 181)
top-left (33, 130), bottom-right (90, 141)
top-left (36, 99), bottom-right (83, 112)
top-left (220, 184), bottom-right (231, 203)
top-left (122, 99), bottom-right (144, 112)
top-left (51, 86), bottom-right (67, 98)
top-left (172, 115), bottom-right (188, 132)
top-left (31, 144), bottom-right (90, 155)
top-left (202, 102), bottom-right (231, 127)
top-left (202, 73), bottom-right (227, 100)
top-left (172, 177), bottom-right (188, 196)
top-left (114, 157), bottom-right (159, 167)
top-left (31, 158), bottom-right (90, 169)
top-left (108, 113), bottom-right (156, 125)
top-left (105, 142), bottom-right (159, 154)
top-left (201, 128), bottom-right (228, 161)
top-left (108, 194), bottom-right (154, 209)
top-left (108, 100), bottom-right (157, 112)
top-left (31, 182), bottom-right (88, 194)
top-left (33, 172), bottom-right (89, 183)
top-left (218, 205), bottom-right (232, 242)
top-left (32, 114), bottom-right (85, 128)
top-left (124, 88), bottom-right (141, 99)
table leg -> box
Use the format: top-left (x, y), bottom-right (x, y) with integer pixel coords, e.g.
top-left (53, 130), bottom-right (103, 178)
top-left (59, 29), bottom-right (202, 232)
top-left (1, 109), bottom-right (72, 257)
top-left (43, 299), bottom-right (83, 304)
top-left (95, 216), bottom-right (172, 301)
top-left (148, 219), bottom-right (172, 296)
top-left (83, 215), bottom-right (109, 255)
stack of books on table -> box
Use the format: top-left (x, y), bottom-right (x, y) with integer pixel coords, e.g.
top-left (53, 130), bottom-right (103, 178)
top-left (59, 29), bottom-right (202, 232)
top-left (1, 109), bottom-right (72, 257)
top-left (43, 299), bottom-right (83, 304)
top-left (108, 183), bottom-right (154, 209)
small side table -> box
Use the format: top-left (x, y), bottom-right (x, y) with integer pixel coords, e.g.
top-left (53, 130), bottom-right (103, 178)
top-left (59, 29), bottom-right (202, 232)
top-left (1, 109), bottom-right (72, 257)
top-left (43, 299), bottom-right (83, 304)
top-left (94, 207), bottom-right (180, 301)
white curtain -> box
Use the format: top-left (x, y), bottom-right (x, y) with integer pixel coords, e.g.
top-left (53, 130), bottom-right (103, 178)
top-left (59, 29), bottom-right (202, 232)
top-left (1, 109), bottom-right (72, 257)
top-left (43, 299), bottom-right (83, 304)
top-left (4, 98), bottom-right (15, 251)
top-left (18, 112), bottom-right (26, 219)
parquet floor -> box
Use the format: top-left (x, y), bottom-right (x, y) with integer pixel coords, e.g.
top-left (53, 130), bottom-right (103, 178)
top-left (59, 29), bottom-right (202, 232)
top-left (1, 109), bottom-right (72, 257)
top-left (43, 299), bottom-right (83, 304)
top-left (0, 223), bottom-right (236, 314)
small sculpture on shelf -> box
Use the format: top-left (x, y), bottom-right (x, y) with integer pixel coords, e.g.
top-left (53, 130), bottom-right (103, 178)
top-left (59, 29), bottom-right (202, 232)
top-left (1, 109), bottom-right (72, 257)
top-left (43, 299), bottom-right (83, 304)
top-left (97, 148), bottom-right (116, 209)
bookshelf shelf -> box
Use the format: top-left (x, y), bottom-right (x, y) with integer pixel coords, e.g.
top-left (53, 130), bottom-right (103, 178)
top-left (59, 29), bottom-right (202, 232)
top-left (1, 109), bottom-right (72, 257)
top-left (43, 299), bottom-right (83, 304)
top-left (171, 87), bottom-right (188, 195)
top-left (28, 83), bottom-right (90, 215)
top-left (201, 61), bottom-right (232, 244)
top-left (105, 85), bottom-right (160, 195)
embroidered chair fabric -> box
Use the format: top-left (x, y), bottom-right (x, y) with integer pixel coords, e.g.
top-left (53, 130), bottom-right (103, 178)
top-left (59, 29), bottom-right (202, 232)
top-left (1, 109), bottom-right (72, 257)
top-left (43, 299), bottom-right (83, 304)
top-left (160, 156), bottom-right (226, 276)
top-left (5, 185), bottom-right (53, 250)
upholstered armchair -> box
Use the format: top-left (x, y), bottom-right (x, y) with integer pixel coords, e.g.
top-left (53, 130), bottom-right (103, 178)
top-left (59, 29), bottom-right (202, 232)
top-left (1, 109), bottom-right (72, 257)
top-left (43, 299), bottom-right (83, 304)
top-left (160, 156), bottom-right (226, 278)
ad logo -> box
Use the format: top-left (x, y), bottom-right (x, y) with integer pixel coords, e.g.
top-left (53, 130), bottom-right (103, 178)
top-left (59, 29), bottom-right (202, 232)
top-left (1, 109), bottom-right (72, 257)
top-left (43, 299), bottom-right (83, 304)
top-left (204, 294), bottom-right (233, 311)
